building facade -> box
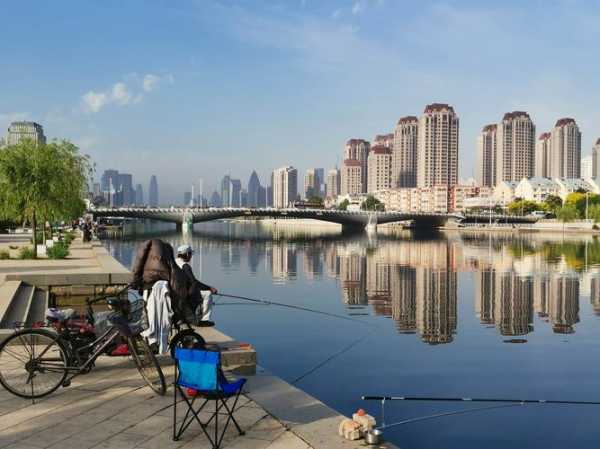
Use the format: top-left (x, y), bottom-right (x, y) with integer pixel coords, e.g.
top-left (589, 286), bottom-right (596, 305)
top-left (535, 132), bottom-right (552, 178)
top-left (393, 116), bottom-right (419, 188)
top-left (326, 168), bottom-right (341, 199)
top-left (367, 146), bottom-right (392, 193)
top-left (304, 168), bottom-right (319, 199)
top-left (593, 138), bottom-right (600, 178)
top-left (247, 171), bottom-right (261, 207)
top-left (344, 139), bottom-right (370, 192)
top-left (581, 155), bottom-right (593, 180)
top-left (6, 121), bottom-right (46, 146)
top-left (495, 111), bottom-right (536, 184)
top-left (272, 166), bottom-right (298, 208)
top-left (550, 118), bottom-right (581, 179)
top-left (340, 159), bottom-right (363, 196)
top-left (149, 175), bottom-right (159, 207)
top-left (417, 103), bottom-right (459, 188)
top-left (476, 124), bottom-right (497, 187)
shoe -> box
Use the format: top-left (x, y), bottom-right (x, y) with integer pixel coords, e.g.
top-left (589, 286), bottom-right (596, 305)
top-left (197, 320), bottom-right (215, 327)
top-left (110, 343), bottom-right (130, 356)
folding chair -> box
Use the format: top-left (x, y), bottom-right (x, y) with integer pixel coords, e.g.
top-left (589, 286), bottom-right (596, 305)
top-left (172, 347), bottom-right (246, 448)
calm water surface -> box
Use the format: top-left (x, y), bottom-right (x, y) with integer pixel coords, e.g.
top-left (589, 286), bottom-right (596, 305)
top-left (103, 221), bottom-right (600, 449)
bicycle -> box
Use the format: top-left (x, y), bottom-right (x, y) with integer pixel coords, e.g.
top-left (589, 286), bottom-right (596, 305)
top-left (0, 288), bottom-right (166, 399)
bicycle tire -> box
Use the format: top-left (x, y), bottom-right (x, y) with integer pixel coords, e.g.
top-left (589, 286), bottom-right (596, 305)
top-left (0, 329), bottom-right (69, 399)
top-left (128, 335), bottom-right (166, 395)
top-left (169, 329), bottom-right (206, 359)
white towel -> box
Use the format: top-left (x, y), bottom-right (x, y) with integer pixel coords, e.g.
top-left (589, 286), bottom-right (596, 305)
top-left (141, 280), bottom-right (173, 355)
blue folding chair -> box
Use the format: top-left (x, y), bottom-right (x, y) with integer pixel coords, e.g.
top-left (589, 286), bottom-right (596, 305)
top-left (172, 347), bottom-right (246, 448)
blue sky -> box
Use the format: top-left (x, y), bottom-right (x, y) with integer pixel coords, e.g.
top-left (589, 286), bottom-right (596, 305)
top-left (2, 0), bottom-right (600, 203)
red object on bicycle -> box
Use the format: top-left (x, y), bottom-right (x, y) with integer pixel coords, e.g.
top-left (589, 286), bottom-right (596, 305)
top-left (110, 343), bottom-right (130, 356)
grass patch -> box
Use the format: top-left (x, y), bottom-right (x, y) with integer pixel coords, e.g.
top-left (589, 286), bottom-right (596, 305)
top-left (0, 250), bottom-right (9, 260)
top-left (47, 242), bottom-right (70, 259)
top-left (18, 247), bottom-right (36, 259)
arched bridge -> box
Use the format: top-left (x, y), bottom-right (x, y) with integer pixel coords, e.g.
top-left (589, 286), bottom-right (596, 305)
top-left (89, 207), bottom-right (539, 230)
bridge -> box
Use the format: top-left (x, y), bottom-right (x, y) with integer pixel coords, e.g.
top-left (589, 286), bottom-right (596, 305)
top-left (89, 207), bottom-right (539, 231)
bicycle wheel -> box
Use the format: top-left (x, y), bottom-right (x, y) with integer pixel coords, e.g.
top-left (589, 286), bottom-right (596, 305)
top-left (0, 329), bottom-right (69, 399)
top-left (169, 329), bottom-right (206, 359)
top-left (128, 335), bottom-right (166, 395)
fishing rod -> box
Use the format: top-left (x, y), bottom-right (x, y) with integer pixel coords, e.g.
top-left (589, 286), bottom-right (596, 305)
top-left (215, 293), bottom-right (375, 327)
top-left (362, 395), bottom-right (600, 406)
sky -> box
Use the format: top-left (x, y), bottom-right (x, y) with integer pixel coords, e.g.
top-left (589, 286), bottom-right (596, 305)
top-left (2, 0), bottom-right (600, 203)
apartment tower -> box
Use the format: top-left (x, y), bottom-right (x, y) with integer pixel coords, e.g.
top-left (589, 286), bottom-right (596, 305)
top-left (304, 168), bottom-right (319, 199)
top-left (550, 118), bottom-right (581, 179)
top-left (326, 168), bottom-right (341, 198)
top-left (367, 146), bottom-right (392, 193)
top-left (341, 159), bottom-right (363, 195)
top-left (6, 121), bottom-right (46, 146)
top-left (476, 124), bottom-right (497, 187)
top-left (344, 139), bottom-right (370, 192)
top-left (495, 111), bottom-right (536, 183)
top-left (535, 132), bottom-right (552, 178)
top-left (417, 104), bottom-right (459, 188)
top-left (393, 116), bottom-right (419, 187)
top-left (272, 166), bottom-right (298, 208)
top-left (593, 138), bottom-right (600, 178)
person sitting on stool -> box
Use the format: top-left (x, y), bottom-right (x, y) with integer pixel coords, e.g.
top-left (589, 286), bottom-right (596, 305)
top-left (176, 244), bottom-right (218, 327)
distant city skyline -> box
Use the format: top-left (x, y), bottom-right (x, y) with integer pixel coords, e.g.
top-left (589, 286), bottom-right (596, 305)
top-left (3, 1), bottom-right (600, 203)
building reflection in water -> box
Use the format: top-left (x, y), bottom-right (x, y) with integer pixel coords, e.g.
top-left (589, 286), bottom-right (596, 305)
top-left (193, 226), bottom-right (600, 344)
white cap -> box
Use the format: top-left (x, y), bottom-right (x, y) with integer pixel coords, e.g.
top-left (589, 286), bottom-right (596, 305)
top-left (177, 244), bottom-right (193, 256)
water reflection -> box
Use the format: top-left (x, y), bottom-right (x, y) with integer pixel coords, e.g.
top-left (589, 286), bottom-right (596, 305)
top-left (108, 224), bottom-right (600, 344)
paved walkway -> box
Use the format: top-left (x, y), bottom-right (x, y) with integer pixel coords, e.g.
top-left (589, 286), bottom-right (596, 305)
top-left (0, 356), bottom-right (316, 449)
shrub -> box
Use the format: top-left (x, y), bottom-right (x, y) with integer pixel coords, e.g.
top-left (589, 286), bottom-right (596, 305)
top-left (47, 242), bottom-right (70, 259)
top-left (0, 250), bottom-right (9, 260)
top-left (63, 232), bottom-right (75, 245)
top-left (18, 247), bottom-right (36, 259)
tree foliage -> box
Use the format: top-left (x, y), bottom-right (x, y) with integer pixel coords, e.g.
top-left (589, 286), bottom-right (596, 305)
top-left (542, 195), bottom-right (562, 213)
top-left (507, 199), bottom-right (539, 215)
top-left (361, 195), bottom-right (385, 211)
top-left (337, 199), bottom-right (350, 211)
top-left (0, 139), bottom-right (92, 256)
top-left (564, 192), bottom-right (600, 219)
top-left (556, 204), bottom-right (578, 225)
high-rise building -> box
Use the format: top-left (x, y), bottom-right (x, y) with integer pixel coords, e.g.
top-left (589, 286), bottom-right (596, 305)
top-left (495, 111), bottom-right (536, 184)
top-left (476, 124), bottom-right (497, 187)
top-left (100, 169), bottom-right (119, 193)
top-left (367, 146), bottom-right (392, 193)
top-left (149, 175), bottom-right (159, 207)
top-left (535, 132), bottom-right (552, 178)
top-left (304, 168), bottom-right (319, 199)
top-left (373, 133), bottom-right (394, 149)
top-left (341, 159), bottom-right (363, 196)
top-left (344, 139), bottom-right (370, 192)
top-left (326, 168), bottom-right (341, 198)
top-left (230, 179), bottom-right (242, 207)
top-left (314, 168), bottom-right (325, 196)
top-left (118, 173), bottom-right (134, 206)
top-left (593, 138), bottom-right (600, 178)
top-left (417, 103), bottom-right (459, 188)
top-left (210, 191), bottom-right (222, 207)
top-left (6, 121), bottom-right (46, 146)
top-left (183, 191), bottom-right (192, 206)
top-left (247, 171), bottom-right (262, 207)
top-left (221, 175), bottom-right (232, 207)
top-left (272, 166), bottom-right (298, 208)
top-left (241, 189), bottom-right (248, 207)
top-left (550, 118), bottom-right (581, 179)
top-left (393, 116), bottom-right (419, 188)
top-left (581, 155), bottom-right (593, 179)
top-left (135, 184), bottom-right (144, 205)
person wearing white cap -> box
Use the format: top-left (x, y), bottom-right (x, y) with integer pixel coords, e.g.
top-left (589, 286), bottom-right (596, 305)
top-left (176, 244), bottom-right (218, 327)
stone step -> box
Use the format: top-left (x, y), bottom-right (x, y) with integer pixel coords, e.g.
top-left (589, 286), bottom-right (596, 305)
top-left (0, 281), bottom-right (22, 324)
top-left (0, 283), bottom-right (35, 329)
top-left (25, 289), bottom-right (49, 326)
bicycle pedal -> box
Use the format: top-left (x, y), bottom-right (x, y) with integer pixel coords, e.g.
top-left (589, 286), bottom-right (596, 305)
top-left (62, 380), bottom-right (71, 388)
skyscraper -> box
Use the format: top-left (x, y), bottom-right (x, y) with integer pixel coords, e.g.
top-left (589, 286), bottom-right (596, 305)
top-left (247, 171), bottom-right (262, 207)
top-left (367, 146), bottom-right (392, 192)
top-left (304, 168), bottom-right (319, 199)
top-left (230, 179), bottom-right (242, 207)
top-left (344, 139), bottom-right (370, 192)
top-left (272, 166), bottom-right (298, 208)
top-left (100, 169), bottom-right (119, 193)
top-left (210, 191), bottom-right (222, 207)
top-left (314, 168), bottom-right (325, 196)
top-left (341, 159), bottom-right (363, 196)
top-left (535, 132), bottom-right (552, 178)
top-left (417, 103), bottom-right (459, 188)
top-left (593, 138), bottom-right (600, 178)
top-left (326, 168), bottom-right (341, 198)
top-left (393, 116), bottom-right (419, 188)
top-left (581, 155), bottom-right (593, 179)
top-left (6, 121), bottom-right (46, 146)
top-left (221, 175), bottom-right (232, 207)
top-left (149, 175), bottom-right (159, 207)
top-left (118, 173), bottom-right (134, 206)
top-left (476, 124), bottom-right (497, 187)
top-left (135, 184), bottom-right (144, 205)
top-left (495, 111), bottom-right (536, 184)
top-left (550, 118), bottom-right (581, 179)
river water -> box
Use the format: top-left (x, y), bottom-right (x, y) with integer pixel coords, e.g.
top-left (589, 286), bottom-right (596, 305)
top-left (103, 221), bottom-right (600, 449)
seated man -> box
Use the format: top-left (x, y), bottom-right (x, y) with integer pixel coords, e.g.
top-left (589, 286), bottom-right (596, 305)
top-left (176, 244), bottom-right (218, 327)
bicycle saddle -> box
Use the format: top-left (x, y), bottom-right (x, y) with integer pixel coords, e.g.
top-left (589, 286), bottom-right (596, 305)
top-left (46, 308), bottom-right (76, 322)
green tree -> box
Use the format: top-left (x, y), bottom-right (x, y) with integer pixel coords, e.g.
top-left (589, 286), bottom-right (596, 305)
top-left (556, 204), bottom-right (578, 233)
top-left (307, 196), bottom-right (324, 207)
top-left (0, 139), bottom-right (91, 257)
top-left (588, 204), bottom-right (600, 223)
top-left (337, 199), bottom-right (350, 211)
top-left (507, 199), bottom-right (540, 215)
top-left (542, 195), bottom-right (562, 213)
top-left (361, 195), bottom-right (384, 211)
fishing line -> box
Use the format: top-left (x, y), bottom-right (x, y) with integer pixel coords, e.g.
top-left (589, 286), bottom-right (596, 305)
top-left (216, 293), bottom-right (375, 327)
top-left (362, 395), bottom-right (600, 406)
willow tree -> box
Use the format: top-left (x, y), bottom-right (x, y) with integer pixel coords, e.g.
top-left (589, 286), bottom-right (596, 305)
top-left (0, 139), bottom-right (91, 257)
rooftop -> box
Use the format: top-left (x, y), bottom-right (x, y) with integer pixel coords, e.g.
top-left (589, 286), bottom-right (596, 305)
top-left (482, 124), bottom-right (497, 132)
top-left (555, 117), bottom-right (576, 127)
top-left (397, 115), bottom-right (418, 124)
top-left (346, 138), bottom-right (369, 146)
top-left (370, 145), bottom-right (392, 155)
top-left (539, 132), bottom-right (551, 140)
top-left (424, 103), bottom-right (455, 114)
top-left (502, 111), bottom-right (531, 121)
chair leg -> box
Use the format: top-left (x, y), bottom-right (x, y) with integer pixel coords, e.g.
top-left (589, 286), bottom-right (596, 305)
top-left (172, 383), bottom-right (178, 441)
top-left (221, 392), bottom-right (245, 436)
top-left (214, 398), bottom-right (219, 449)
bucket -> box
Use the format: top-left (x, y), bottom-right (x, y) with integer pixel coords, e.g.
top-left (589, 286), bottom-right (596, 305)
top-left (365, 429), bottom-right (383, 445)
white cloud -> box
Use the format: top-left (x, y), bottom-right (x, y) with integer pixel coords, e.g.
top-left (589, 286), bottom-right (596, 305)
top-left (111, 82), bottom-right (132, 105)
top-left (81, 91), bottom-right (108, 113)
top-left (142, 74), bottom-right (160, 92)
